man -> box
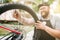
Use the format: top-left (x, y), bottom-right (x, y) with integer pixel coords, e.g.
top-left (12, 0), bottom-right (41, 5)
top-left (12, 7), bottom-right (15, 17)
top-left (13, 3), bottom-right (60, 40)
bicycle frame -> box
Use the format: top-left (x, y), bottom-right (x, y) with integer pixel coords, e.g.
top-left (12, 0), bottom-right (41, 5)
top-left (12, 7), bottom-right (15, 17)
top-left (0, 26), bottom-right (21, 34)
top-left (0, 26), bottom-right (23, 40)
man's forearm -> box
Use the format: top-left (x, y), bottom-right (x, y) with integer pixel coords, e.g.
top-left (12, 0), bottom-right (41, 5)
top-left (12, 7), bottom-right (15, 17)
top-left (44, 26), bottom-right (60, 39)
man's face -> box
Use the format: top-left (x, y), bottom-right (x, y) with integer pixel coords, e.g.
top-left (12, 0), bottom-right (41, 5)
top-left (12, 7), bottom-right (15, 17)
top-left (39, 6), bottom-right (50, 18)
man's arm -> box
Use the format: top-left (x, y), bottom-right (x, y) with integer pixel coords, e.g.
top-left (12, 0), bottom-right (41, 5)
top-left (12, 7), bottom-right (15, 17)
top-left (44, 26), bottom-right (60, 39)
top-left (35, 21), bottom-right (60, 39)
top-left (44, 14), bottom-right (60, 39)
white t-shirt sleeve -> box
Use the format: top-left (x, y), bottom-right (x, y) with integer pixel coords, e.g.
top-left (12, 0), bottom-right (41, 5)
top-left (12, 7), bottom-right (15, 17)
top-left (55, 14), bottom-right (60, 30)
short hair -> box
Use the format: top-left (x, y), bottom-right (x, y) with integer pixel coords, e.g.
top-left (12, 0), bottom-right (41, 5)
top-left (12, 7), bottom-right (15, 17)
top-left (38, 2), bottom-right (49, 9)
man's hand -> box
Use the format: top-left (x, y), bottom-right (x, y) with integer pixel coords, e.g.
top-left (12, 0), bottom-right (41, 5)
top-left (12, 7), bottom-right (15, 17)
top-left (13, 10), bottom-right (21, 19)
top-left (35, 21), bottom-right (46, 30)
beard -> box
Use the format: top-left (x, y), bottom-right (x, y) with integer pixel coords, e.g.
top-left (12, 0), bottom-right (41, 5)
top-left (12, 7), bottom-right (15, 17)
top-left (41, 12), bottom-right (49, 18)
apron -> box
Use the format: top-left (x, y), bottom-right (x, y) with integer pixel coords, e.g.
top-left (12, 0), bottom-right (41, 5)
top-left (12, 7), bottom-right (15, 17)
top-left (33, 19), bottom-right (55, 40)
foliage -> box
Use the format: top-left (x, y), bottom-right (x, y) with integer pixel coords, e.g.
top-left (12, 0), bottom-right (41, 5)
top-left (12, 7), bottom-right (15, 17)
top-left (0, 0), bottom-right (12, 3)
top-left (32, 0), bottom-right (54, 12)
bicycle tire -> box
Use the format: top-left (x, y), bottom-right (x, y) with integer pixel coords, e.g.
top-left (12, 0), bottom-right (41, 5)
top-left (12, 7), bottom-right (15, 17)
top-left (0, 3), bottom-right (39, 22)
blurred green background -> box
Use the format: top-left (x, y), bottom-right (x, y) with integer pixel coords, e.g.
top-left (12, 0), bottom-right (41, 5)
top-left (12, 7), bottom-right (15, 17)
top-left (0, 0), bottom-right (60, 36)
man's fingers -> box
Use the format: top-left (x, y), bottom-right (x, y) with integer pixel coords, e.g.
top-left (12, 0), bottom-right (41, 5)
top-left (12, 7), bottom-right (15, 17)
top-left (35, 21), bottom-right (41, 25)
top-left (37, 21), bottom-right (41, 23)
top-left (35, 23), bottom-right (40, 26)
top-left (35, 23), bottom-right (38, 25)
top-left (35, 23), bottom-right (38, 27)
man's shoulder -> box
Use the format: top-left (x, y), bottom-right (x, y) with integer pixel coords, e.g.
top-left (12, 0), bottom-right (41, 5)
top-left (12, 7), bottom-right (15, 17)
top-left (51, 14), bottom-right (60, 18)
top-left (51, 14), bottom-right (60, 21)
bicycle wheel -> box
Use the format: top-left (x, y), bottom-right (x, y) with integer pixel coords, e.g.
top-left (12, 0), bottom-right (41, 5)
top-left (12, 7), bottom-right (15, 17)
top-left (0, 3), bottom-right (39, 40)
top-left (0, 3), bottom-right (39, 22)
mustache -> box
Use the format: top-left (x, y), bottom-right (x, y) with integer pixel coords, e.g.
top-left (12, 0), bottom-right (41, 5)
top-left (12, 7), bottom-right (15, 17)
top-left (41, 13), bottom-right (49, 18)
top-left (42, 15), bottom-right (48, 18)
